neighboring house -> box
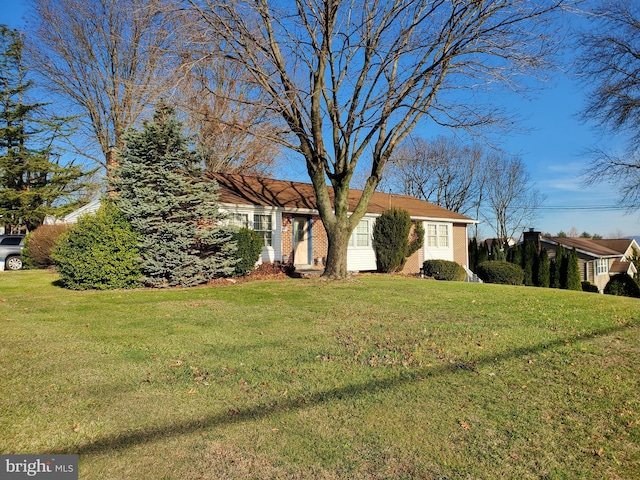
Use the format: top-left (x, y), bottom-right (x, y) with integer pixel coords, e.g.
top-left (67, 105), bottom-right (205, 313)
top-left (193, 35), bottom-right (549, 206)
top-left (210, 173), bottom-right (477, 274)
top-left (523, 230), bottom-right (639, 292)
top-left (55, 173), bottom-right (478, 274)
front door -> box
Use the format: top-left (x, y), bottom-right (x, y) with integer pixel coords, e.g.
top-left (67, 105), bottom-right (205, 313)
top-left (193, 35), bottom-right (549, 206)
top-left (293, 217), bottom-right (310, 266)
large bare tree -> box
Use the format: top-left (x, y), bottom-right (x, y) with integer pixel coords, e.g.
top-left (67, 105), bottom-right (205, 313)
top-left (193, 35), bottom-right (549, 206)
top-left (576, 0), bottom-right (640, 210)
top-left (24, 0), bottom-right (181, 168)
top-left (189, 0), bottom-right (566, 279)
top-left (387, 136), bottom-right (486, 217)
top-left (174, 58), bottom-right (282, 174)
top-left (482, 154), bottom-right (544, 243)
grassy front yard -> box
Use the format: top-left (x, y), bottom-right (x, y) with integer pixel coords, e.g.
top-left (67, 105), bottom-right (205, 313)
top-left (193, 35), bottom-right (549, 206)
top-left (1, 270), bottom-right (639, 479)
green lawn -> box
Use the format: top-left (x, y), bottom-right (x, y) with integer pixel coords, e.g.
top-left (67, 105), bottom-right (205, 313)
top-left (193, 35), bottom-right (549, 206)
top-left (1, 270), bottom-right (639, 479)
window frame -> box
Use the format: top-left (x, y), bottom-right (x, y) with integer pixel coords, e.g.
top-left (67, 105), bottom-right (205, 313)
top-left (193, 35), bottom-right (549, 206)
top-left (426, 223), bottom-right (449, 248)
top-left (596, 258), bottom-right (609, 276)
top-left (348, 218), bottom-right (371, 248)
top-left (253, 213), bottom-right (273, 247)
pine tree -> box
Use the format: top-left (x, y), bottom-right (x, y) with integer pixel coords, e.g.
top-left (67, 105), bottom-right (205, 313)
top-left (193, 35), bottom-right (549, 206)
top-left (566, 248), bottom-right (582, 291)
top-left (110, 104), bottom-right (236, 287)
top-left (0, 25), bottom-right (87, 232)
top-left (536, 248), bottom-right (550, 288)
top-left (468, 237), bottom-right (478, 271)
top-left (477, 240), bottom-right (489, 266)
top-left (551, 244), bottom-right (565, 288)
top-left (522, 242), bottom-right (536, 286)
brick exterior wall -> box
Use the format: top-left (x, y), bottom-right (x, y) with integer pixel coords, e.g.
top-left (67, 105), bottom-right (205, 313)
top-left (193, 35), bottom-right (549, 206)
top-left (310, 216), bottom-right (329, 265)
top-left (452, 223), bottom-right (469, 268)
top-left (401, 224), bottom-right (425, 274)
top-left (281, 215), bottom-right (293, 261)
top-left (281, 213), bottom-right (329, 266)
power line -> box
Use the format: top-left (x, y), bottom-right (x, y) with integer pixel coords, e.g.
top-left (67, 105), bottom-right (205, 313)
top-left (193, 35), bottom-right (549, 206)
top-left (533, 205), bottom-right (629, 212)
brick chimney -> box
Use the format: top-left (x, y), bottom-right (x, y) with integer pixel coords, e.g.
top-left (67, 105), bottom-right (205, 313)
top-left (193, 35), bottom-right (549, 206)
top-left (523, 228), bottom-right (541, 253)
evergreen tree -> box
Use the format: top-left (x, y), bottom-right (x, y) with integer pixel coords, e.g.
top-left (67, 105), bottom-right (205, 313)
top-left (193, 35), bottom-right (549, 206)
top-left (477, 240), bottom-right (489, 266)
top-left (536, 248), bottom-right (550, 288)
top-left (566, 248), bottom-right (582, 291)
top-left (0, 25), bottom-right (87, 232)
top-left (468, 237), bottom-right (478, 271)
top-left (372, 207), bottom-right (424, 273)
top-left (550, 244), bottom-right (565, 288)
top-left (110, 104), bottom-right (236, 287)
top-left (522, 242), bottom-right (536, 286)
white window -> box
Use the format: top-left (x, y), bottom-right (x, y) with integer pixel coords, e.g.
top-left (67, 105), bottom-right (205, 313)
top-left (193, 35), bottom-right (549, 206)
top-left (596, 258), bottom-right (609, 275)
top-left (438, 225), bottom-right (449, 247)
top-left (426, 223), bottom-right (449, 248)
top-left (231, 213), bottom-right (249, 228)
top-left (349, 219), bottom-right (371, 248)
top-left (427, 224), bottom-right (438, 247)
top-left (253, 214), bottom-right (273, 247)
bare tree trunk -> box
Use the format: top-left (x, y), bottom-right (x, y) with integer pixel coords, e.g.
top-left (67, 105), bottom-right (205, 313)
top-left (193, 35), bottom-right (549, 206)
top-left (323, 222), bottom-right (351, 279)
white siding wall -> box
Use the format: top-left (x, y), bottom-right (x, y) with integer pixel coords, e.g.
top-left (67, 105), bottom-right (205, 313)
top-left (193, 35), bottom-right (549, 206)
top-left (347, 216), bottom-right (377, 271)
top-left (219, 204), bottom-right (283, 263)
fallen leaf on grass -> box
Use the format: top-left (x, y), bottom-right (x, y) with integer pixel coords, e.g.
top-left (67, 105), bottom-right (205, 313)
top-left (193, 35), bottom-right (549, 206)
top-left (459, 420), bottom-right (471, 430)
top-left (72, 424), bottom-right (80, 433)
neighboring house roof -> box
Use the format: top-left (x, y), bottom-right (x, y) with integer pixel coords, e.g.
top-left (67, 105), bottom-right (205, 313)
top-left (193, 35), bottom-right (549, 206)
top-left (210, 173), bottom-right (477, 223)
top-left (610, 259), bottom-right (635, 274)
top-left (545, 237), bottom-right (622, 258)
top-left (591, 239), bottom-right (636, 256)
top-left (62, 198), bottom-right (102, 224)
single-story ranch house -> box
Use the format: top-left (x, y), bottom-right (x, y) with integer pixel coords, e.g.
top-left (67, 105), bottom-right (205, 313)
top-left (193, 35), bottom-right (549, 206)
top-left (55, 173), bottom-right (478, 275)
top-left (210, 174), bottom-right (477, 274)
top-left (523, 229), bottom-right (639, 292)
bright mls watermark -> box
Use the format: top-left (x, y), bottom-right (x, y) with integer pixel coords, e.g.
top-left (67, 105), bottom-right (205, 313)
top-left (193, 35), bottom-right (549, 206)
top-left (1, 455), bottom-right (78, 479)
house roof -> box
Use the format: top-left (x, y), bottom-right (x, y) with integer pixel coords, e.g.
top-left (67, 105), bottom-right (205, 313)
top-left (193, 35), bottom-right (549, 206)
top-left (591, 239), bottom-right (635, 255)
top-left (544, 236), bottom-right (623, 257)
top-left (610, 259), bottom-right (636, 275)
top-left (210, 173), bottom-right (476, 223)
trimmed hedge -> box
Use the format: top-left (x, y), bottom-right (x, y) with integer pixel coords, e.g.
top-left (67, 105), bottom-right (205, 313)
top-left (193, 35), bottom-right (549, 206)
top-left (476, 260), bottom-right (524, 285)
top-left (581, 281), bottom-right (599, 293)
top-left (53, 201), bottom-right (141, 290)
top-left (604, 274), bottom-right (640, 298)
top-left (422, 259), bottom-right (466, 281)
top-left (232, 228), bottom-right (264, 276)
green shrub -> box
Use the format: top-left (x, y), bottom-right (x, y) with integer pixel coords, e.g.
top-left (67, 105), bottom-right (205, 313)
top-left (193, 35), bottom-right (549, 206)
top-left (603, 274), bottom-right (640, 298)
top-left (422, 259), bottom-right (466, 281)
top-left (23, 224), bottom-right (68, 268)
top-left (581, 281), bottom-right (599, 293)
top-left (232, 228), bottom-right (264, 276)
top-left (476, 260), bottom-right (524, 285)
top-left (52, 201), bottom-right (141, 290)
top-left (373, 208), bottom-right (424, 273)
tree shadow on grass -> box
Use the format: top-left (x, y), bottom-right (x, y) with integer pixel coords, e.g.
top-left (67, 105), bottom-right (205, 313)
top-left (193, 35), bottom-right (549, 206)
top-left (45, 319), bottom-right (639, 456)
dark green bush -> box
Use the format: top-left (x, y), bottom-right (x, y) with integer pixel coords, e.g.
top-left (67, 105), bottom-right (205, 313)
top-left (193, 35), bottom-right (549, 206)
top-left (52, 201), bottom-right (141, 290)
top-left (476, 260), bottom-right (524, 285)
top-left (603, 274), bottom-right (640, 298)
top-left (581, 281), bottom-right (599, 293)
top-left (422, 259), bottom-right (466, 281)
top-left (373, 208), bottom-right (423, 273)
top-left (232, 227), bottom-right (263, 276)
top-left (23, 224), bottom-right (68, 268)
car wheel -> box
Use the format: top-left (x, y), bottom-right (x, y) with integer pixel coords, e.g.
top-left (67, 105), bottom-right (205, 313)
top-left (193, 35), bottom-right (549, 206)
top-left (5, 256), bottom-right (23, 270)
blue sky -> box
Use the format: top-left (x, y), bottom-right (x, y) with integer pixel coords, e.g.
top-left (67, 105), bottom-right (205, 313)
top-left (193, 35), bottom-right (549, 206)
top-left (2, 0), bottom-right (639, 238)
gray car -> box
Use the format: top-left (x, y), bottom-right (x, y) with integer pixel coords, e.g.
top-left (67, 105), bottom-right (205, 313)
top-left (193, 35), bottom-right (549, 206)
top-left (0, 235), bottom-right (25, 270)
